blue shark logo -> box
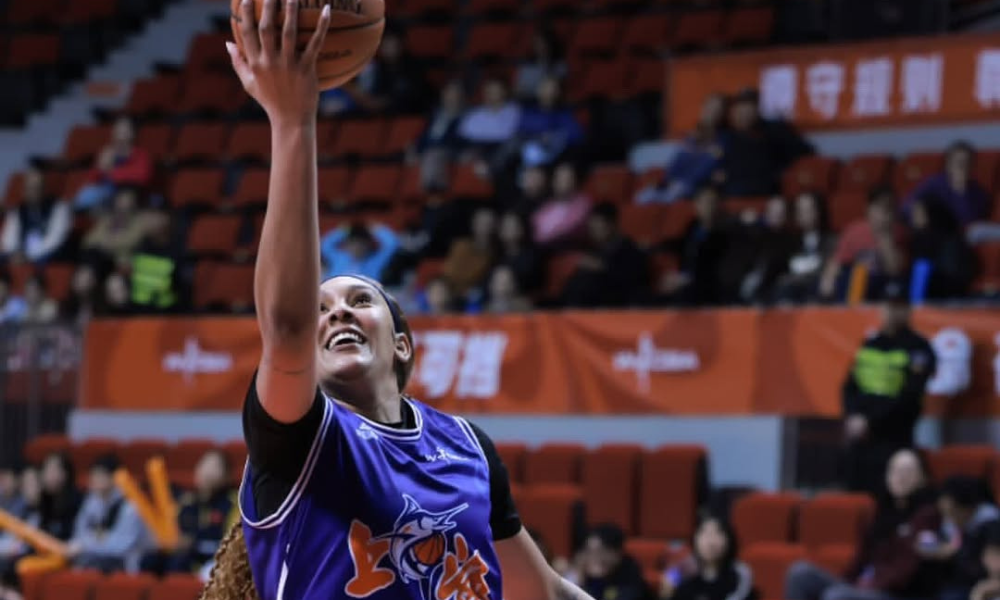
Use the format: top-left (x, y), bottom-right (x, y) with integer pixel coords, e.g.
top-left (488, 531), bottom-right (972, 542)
top-left (377, 494), bottom-right (468, 583)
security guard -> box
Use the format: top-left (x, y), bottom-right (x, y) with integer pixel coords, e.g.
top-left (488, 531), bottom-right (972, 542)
top-left (841, 279), bottom-right (936, 495)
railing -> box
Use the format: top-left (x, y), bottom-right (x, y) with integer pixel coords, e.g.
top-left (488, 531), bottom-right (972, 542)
top-left (0, 322), bottom-right (82, 463)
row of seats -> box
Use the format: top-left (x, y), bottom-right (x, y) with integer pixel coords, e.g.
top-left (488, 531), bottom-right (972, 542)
top-left (392, 0), bottom-right (770, 18)
top-left (21, 571), bottom-right (202, 600)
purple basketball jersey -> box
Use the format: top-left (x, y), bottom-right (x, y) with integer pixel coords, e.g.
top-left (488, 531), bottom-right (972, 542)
top-left (239, 395), bottom-right (504, 600)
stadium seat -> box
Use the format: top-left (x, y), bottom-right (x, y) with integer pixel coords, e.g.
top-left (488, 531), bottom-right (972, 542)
top-left (172, 122), bottom-right (227, 164)
top-left (2, 172), bottom-right (26, 208)
top-left (125, 75), bottom-right (181, 118)
top-left (743, 542), bottom-right (807, 599)
top-left (394, 0), bottom-right (452, 18)
top-left (544, 252), bottom-right (584, 300)
top-left (231, 168), bottom-right (270, 208)
top-left (731, 492), bottom-right (802, 547)
top-left (927, 445), bottom-right (996, 483)
top-left (450, 164), bottom-right (494, 199)
top-left (415, 259), bottom-right (445, 288)
top-left (782, 156), bottom-right (840, 197)
top-left (569, 59), bottom-right (630, 102)
top-left (975, 149), bottom-right (1000, 193)
top-left (463, 0), bottom-right (520, 15)
top-left (672, 10), bottom-right (724, 50)
top-left (624, 538), bottom-right (667, 573)
top-left (405, 25), bottom-right (454, 61)
top-left (193, 262), bottom-right (255, 311)
top-left (810, 543), bottom-right (856, 578)
top-left (836, 154), bottom-right (893, 194)
top-left (330, 119), bottom-right (388, 158)
top-left (148, 573), bottom-right (204, 600)
top-left (532, 0), bottom-right (576, 14)
top-left (6, 0), bottom-right (61, 28)
top-left (827, 191), bottom-right (867, 232)
top-left (582, 444), bottom-right (643, 534)
top-left (620, 204), bottom-right (669, 247)
top-left (893, 152), bottom-right (943, 197)
top-left (167, 439), bottom-right (217, 489)
top-left (4, 33), bottom-right (61, 69)
top-left (134, 123), bottom-right (174, 162)
top-left (974, 241), bottom-right (1000, 293)
top-left (350, 165), bottom-right (402, 204)
top-left (185, 32), bottom-right (231, 74)
top-left (621, 15), bottom-right (672, 56)
top-left (722, 5), bottom-right (774, 46)
top-left (638, 445), bottom-right (708, 540)
top-left (93, 572), bottom-right (157, 600)
top-left (23, 433), bottom-right (71, 464)
top-left (44, 263), bottom-right (75, 303)
top-left (628, 59), bottom-right (666, 96)
top-left (176, 74), bottom-right (242, 116)
top-left (120, 439), bottom-right (170, 482)
top-left (585, 164), bottom-right (632, 205)
top-left (168, 168), bottom-right (225, 209)
top-left (396, 165), bottom-right (424, 203)
top-left (221, 439), bottom-right (248, 487)
top-left (494, 442), bottom-right (528, 485)
top-left (40, 569), bottom-right (102, 600)
top-left (568, 17), bottom-right (625, 60)
top-left (226, 122), bottom-right (272, 164)
top-left (382, 117), bottom-right (427, 157)
top-left (464, 23), bottom-right (526, 61)
top-left (524, 443), bottom-right (585, 486)
top-left (62, 124), bottom-right (110, 166)
top-left (317, 166), bottom-right (353, 207)
top-left (186, 215), bottom-right (242, 256)
top-left (662, 202), bottom-right (697, 240)
top-left (514, 484), bottom-right (583, 559)
top-left (798, 493), bottom-right (874, 551)
top-left (70, 438), bottom-right (121, 487)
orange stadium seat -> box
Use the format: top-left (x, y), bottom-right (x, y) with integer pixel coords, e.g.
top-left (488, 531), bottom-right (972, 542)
top-left (836, 154), bottom-right (893, 194)
top-left (722, 5), bottom-right (774, 46)
top-left (514, 484), bottom-right (583, 559)
top-left (927, 445), bottom-right (996, 483)
top-left (226, 122), bottom-right (272, 164)
top-left (120, 439), bottom-right (170, 482)
top-left (125, 75), bottom-right (181, 118)
top-left (317, 166), bottom-right (353, 206)
top-left (168, 168), bottom-right (225, 209)
top-left (23, 434), bottom-right (70, 464)
top-left (231, 168), bottom-right (270, 208)
top-left (732, 492), bottom-right (802, 547)
top-left (382, 117), bottom-right (427, 156)
top-left (585, 164), bottom-right (632, 205)
top-left (71, 438), bottom-right (121, 487)
top-left (569, 17), bottom-right (625, 60)
top-left (798, 493), bottom-right (874, 551)
top-left (194, 261), bottom-right (255, 311)
top-left (172, 122), bottom-right (227, 164)
top-left (744, 542), bottom-right (807, 599)
top-left (94, 573), bottom-right (157, 600)
top-left (672, 10), bottom-right (724, 50)
top-left (464, 23), bottom-right (526, 61)
top-left (176, 74), bottom-right (242, 116)
top-left (134, 123), bottom-right (175, 162)
top-left (524, 443), bottom-right (585, 486)
top-left (350, 165), bottom-right (402, 204)
top-left (494, 442), bottom-right (528, 485)
top-left (330, 119), bottom-right (388, 158)
top-left (41, 570), bottom-right (102, 600)
top-left (5, 33), bottom-right (61, 69)
top-left (62, 124), bottom-right (110, 165)
top-left (221, 440), bottom-right (248, 487)
top-left (405, 25), bottom-right (454, 61)
top-left (638, 446), bottom-right (707, 540)
top-left (582, 444), bottom-right (642, 534)
top-left (625, 538), bottom-right (668, 573)
top-left (187, 214), bottom-right (242, 256)
top-left (620, 204), bottom-right (669, 247)
top-left (893, 152), bottom-right (943, 197)
top-left (827, 191), bottom-right (867, 232)
top-left (782, 156), bottom-right (840, 197)
top-left (167, 439), bottom-right (217, 489)
top-left (621, 15), bottom-right (672, 56)
top-left (148, 574), bottom-right (204, 600)
top-left (810, 543), bottom-right (856, 578)
top-left (450, 164), bottom-right (494, 199)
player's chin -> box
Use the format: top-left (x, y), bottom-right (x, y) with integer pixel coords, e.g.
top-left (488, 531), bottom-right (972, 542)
top-left (321, 352), bottom-right (372, 379)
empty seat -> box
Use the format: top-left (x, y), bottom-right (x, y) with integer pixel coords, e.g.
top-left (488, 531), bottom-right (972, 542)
top-left (625, 538), bottom-right (667, 573)
top-left (317, 167), bottom-right (353, 206)
top-left (621, 15), bottom-right (671, 56)
top-left (135, 123), bottom-right (174, 162)
top-left (893, 152), bottom-right (943, 197)
top-left (974, 241), bottom-right (1000, 293)
top-left (810, 543), bottom-right (856, 577)
top-left (40, 570), bottom-right (102, 600)
top-left (464, 22), bottom-right (525, 61)
top-left (382, 117), bottom-right (427, 156)
top-left (23, 434), bottom-right (71, 464)
top-left (927, 445), bottom-right (996, 483)
top-left (330, 120), bottom-right (388, 158)
top-left (94, 572), bottom-right (157, 600)
top-left (494, 442), bottom-right (528, 485)
top-left (585, 164), bottom-right (632, 205)
top-left (193, 262), bottom-right (255, 311)
top-left (620, 204), bottom-right (669, 247)
top-left (126, 75), bottom-right (181, 118)
top-left (782, 156), bottom-right (840, 197)
top-left (743, 542), bottom-right (807, 599)
top-left (231, 168), bottom-right (270, 208)
top-left (827, 191), bottom-right (867, 232)
top-left (582, 444), bottom-right (642, 534)
top-left (176, 74), bottom-right (241, 115)
top-left (167, 439), bottom-right (218, 489)
top-left (406, 25), bottom-right (454, 60)
top-left (463, 0), bottom-right (520, 16)
top-left (514, 484), bottom-right (583, 559)
top-left (120, 439), bottom-right (170, 482)
top-left (570, 60), bottom-right (629, 102)
top-left (450, 164), bottom-right (494, 199)
top-left (168, 168), bottom-right (225, 209)
top-left (975, 150), bottom-right (1000, 192)
top-left (350, 165), bottom-right (402, 203)
top-left (186, 215), bottom-right (242, 255)
top-left (672, 10), bottom-right (724, 50)
top-left (798, 493), bottom-right (874, 551)
top-left (628, 59), bottom-right (665, 96)
top-left (221, 439), bottom-right (248, 487)
top-left (5, 33), bottom-right (60, 69)
top-left (568, 17), bottom-right (624, 59)
top-left (148, 574), bottom-right (204, 600)
top-left (638, 446), bottom-right (708, 540)
top-left (732, 492), bottom-right (802, 547)
top-left (44, 263), bottom-right (75, 303)
top-left (524, 443), bottom-right (585, 486)
top-left (172, 123), bottom-right (227, 164)
top-left (836, 154), bottom-right (893, 194)
top-left (722, 5), bottom-right (774, 46)
top-left (185, 32), bottom-right (231, 73)
top-left (62, 124), bottom-right (110, 165)
top-left (226, 122), bottom-right (272, 163)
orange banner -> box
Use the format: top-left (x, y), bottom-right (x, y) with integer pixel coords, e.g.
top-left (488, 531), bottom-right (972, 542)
top-left (668, 32), bottom-right (1000, 135)
top-left (79, 308), bottom-right (1000, 417)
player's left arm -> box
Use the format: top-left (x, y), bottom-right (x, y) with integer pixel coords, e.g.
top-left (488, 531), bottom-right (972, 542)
top-left (495, 529), bottom-right (596, 600)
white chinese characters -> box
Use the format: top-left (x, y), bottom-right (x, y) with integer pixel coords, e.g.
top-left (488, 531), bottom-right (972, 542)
top-left (412, 331), bottom-right (508, 400)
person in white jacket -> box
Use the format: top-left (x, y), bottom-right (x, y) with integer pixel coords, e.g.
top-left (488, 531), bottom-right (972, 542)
top-left (0, 168), bottom-right (71, 264)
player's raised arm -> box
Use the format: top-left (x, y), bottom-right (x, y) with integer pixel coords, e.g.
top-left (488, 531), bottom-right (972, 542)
top-left (226, 0), bottom-right (331, 423)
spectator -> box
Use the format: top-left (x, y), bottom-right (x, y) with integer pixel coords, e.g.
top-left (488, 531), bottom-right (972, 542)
top-left (37, 453), bottom-right (81, 541)
top-left (483, 265), bottom-right (533, 313)
top-left (774, 192), bottom-right (835, 303)
top-left (739, 196), bottom-right (798, 304)
top-left (0, 467), bottom-right (39, 600)
top-left (923, 476), bottom-right (1000, 600)
top-left (21, 275), bottom-right (58, 325)
top-left (353, 28), bottom-right (428, 114)
top-left (517, 77), bottom-right (583, 169)
top-left (74, 116), bottom-right (153, 211)
top-left (785, 448), bottom-right (941, 600)
top-left (510, 165), bottom-right (550, 218)
top-left (418, 276), bottom-right (460, 315)
top-left (971, 522), bottom-right (1000, 600)
top-left (514, 26), bottom-right (567, 100)
top-left (905, 141), bottom-right (991, 227)
top-left (819, 187), bottom-right (907, 302)
top-left (562, 202), bottom-right (648, 307)
top-left (82, 188), bottom-right (156, 269)
top-left (666, 514), bottom-right (753, 600)
top-left (0, 273), bottom-right (26, 324)
top-left (320, 222), bottom-right (399, 281)
top-left (721, 89), bottom-right (813, 196)
top-left (458, 79), bottom-right (522, 158)
top-left (532, 162), bottom-right (592, 247)
top-left (0, 462), bottom-right (22, 518)
top-left (61, 264), bottom-right (101, 325)
top-left (662, 185), bottom-right (736, 305)
top-left (577, 523), bottom-right (650, 600)
top-left (0, 168), bottom-right (71, 264)
top-left (143, 450), bottom-right (235, 577)
top-left (841, 280), bottom-right (935, 495)
top-left (412, 81), bottom-right (467, 191)
top-left (130, 214), bottom-right (184, 313)
top-left (98, 272), bottom-right (134, 316)
top-left (636, 94), bottom-right (728, 205)
top-left (908, 194), bottom-right (975, 301)
top-left (442, 206), bottom-right (497, 298)
top-left (497, 210), bottom-right (545, 294)
top-left (66, 455), bottom-right (150, 573)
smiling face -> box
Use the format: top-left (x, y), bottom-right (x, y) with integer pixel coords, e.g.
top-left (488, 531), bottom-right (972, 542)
top-left (317, 277), bottom-right (412, 394)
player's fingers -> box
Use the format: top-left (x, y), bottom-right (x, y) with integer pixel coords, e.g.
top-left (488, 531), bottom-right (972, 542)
top-left (301, 3), bottom-right (329, 67)
top-left (280, 0), bottom-right (298, 63)
top-left (258, 0), bottom-right (279, 57)
top-left (238, 0), bottom-right (260, 60)
top-left (225, 41), bottom-right (255, 90)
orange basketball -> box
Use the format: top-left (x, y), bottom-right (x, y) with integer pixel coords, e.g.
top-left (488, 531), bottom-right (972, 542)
top-left (412, 533), bottom-right (445, 566)
top-left (230, 0), bottom-right (385, 91)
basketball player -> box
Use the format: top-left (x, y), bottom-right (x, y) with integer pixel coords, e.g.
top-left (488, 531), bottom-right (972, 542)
top-left (203, 1), bottom-right (597, 599)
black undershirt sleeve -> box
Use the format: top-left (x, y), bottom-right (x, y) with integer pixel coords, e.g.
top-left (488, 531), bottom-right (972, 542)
top-left (467, 422), bottom-right (523, 541)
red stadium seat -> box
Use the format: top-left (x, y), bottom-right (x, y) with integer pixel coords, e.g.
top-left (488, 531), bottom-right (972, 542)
top-left (672, 10), bottom-right (724, 50)
top-left (415, 259), bottom-right (446, 288)
top-left (743, 542), bottom-right (807, 599)
top-left (514, 484), bottom-right (583, 559)
top-left (568, 17), bottom-right (625, 60)
top-left (731, 492), bottom-right (802, 547)
top-left (94, 573), bottom-right (157, 600)
top-left (231, 168), bottom-right (270, 208)
top-left (927, 445), bottom-right (996, 483)
top-left (810, 543), bottom-right (856, 577)
top-left (638, 446), bottom-right (707, 540)
top-left (120, 439), bottom-right (170, 482)
top-left (318, 167), bottom-right (354, 207)
top-left (582, 444), bottom-right (643, 534)
top-left (406, 25), bottom-right (454, 60)
top-left (44, 263), bottom-right (75, 303)
top-left (222, 439), bottom-right (248, 487)
top-left (125, 75), bottom-right (181, 118)
top-left (893, 152), bottom-right (944, 197)
top-left (524, 443), bottom-right (585, 486)
top-left (176, 74), bottom-right (241, 115)
top-left (134, 123), bottom-right (174, 162)
top-left (167, 439), bottom-right (217, 489)
top-left (187, 215), bottom-right (242, 256)
top-left (464, 22), bottom-right (526, 61)
top-left (782, 156), bottom-right (840, 197)
top-left (798, 493), bottom-right (874, 551)
top-left (585, 164), bottom-right (632, 205)
top-left (194, 262), bottom-right (255, 311)
top-left (70, 438), bottom-right (121, 487)
top-left (148, 574), bottom-right (204, 600)
top-left (621, 15), bottom-right (672, 56)
top-left (185, 32), bottom-right (232, 74)
top-left (23, 434), bottom-right (71, 465)
top-left (827, 191), bottom-right (868, 233)
top-left (625, 538), bottom-right (668, 573)
top-left (974, 242), bottom-right (1000, 293)
top-left (330, 119), bottom-right (388, 158)
top-left (168, 168), bottom-right (225, 209)
top-left (5, 33), bottom-right (61, 69)
top-left (619, 204), bottom-right (669, 247)
top-left (463, 0), bottom-right (520, 16)
top-left (382, 117), bottom-right (427, 156)
top-left (41, 570), bottom-right (102, 600)
top-left (494, 442), bottom-right (528, 485)
top-left (173, 122), bottom-right (227, 164)
top-left (569, 59), bottom-right (629, 102)
top-left (62, 124), bottom-right (110, 165)
top-left (975, 150), bottom-right (1000, 193)
top-left (350, 165), bottom-right (402, 204)
top-left (628, 59), bottom-right (666, 96)
top-left (836, 154), bottom-right (893, 194)
top-left (722, 5), bottom-right (774, 46)
top-left (226, 122), bottom-right (272, 163)
top-left (394, 0), bottom-right (452, 18)
top-left (450, 164), bottom-right (494, 199)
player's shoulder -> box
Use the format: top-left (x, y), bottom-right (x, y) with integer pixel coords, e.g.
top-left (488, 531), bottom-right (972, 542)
top-left (405, 397), bottom-right (491, 445)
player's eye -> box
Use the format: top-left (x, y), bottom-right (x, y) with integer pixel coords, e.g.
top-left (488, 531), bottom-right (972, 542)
top-left (320, 303), bottom-right (328, 313)
top-left (353, 293), bottom-right (373, 306)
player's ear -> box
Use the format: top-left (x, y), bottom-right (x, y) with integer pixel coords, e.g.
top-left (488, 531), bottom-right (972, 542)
top-left (394, 331), bottom-right (412, 364)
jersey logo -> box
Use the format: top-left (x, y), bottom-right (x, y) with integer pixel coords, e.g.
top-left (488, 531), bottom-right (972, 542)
top-left (346, 494), bottom-right (491, 600)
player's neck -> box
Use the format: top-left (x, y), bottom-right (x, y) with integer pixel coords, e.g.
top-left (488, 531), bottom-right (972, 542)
top-left (327, 376), bottom-right (402, 424)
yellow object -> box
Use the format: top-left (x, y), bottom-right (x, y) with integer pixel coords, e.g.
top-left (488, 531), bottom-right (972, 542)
top-left (14, 554), bottom-right (67, 577)
top-left (847, 263), bottom-right (868, 305)
top-left (0, 508), bottom-right (68, 557)
top-left (146, 457), bottom-right (180, 548)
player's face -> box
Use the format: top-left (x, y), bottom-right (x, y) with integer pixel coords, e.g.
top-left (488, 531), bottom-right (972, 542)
top-left (317, 278), bottom-right (406, 388)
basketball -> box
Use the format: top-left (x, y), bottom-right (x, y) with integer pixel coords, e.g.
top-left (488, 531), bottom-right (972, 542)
top-left (229, 0), bottom-right (385, 91)
top-left (412, 532), bottom-right (446, 566)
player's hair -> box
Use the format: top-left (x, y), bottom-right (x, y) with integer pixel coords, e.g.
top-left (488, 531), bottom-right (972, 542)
top-left (201, 523), bottom-right (259, 600)
top-left (388, 290), bottom-right (415, 394)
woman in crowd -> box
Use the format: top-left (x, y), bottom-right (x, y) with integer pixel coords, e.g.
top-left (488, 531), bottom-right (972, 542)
top-left (665, 514), bottom-right (753, 600)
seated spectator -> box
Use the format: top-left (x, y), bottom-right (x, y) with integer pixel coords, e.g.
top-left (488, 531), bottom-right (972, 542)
top-left (971, 521), bottom-right (1000, 600)
top-left (442, 206), bottom-right (497, 298)
top-left (774, 192), bottom-right (835, 303)
top-left (661, 185), bottom-right (737, 306)
top-left (517, 77), bottom-right (583, 169)
top-left (0, 168), bottom-right (71, 264)
top-left (665, 514), bottom-right (753, 600)
top-left (130, 214), bottom-right (184, 313)
top-left (532, 162), bottom-right (592, 247)
top-left (510, 165), bottom-right (550, 218)
top-left (21, 275), bottom-right (58, 325)
top-left (0, 466), bottom-right (39, 600)
top-left (61, 264), bottom-right (102, 325)
top-left (819, 187), bottom-right (908, 302)
top-left (417, 276), bottom-right (460, 315)
top-left (352, 28), bottom-right (428, 114)
top-left (739, 196), bottom-right (798, 304)
top-left (38, 453), bottom-right (81, 541)
top-left (575, 524), bottom-right (650, 600)
top-left (482, 265), bottom-right (532, 314)
top-left (905, 141), bottom-right (990, 227)
top-left (320, 222), bottom-right (399, 281)
top-left (74, 116), bottom-right (153, 211)
top-left (636, 94), bottom-right (727, 205)
top-left (0, 462), bottom-right (21, 516)
top-left (908, 194), bottom-right (975, 301)
top-left (66, 455), bottom-right (149, 573)
top-left (143, 450), bottom-right (235, 577)
top-left (784, 448), bottom-right (941, 600)
top-left (0, 273), bottom-right (26, 324)
top-left (412, 81), bottom-right (467, 192)
top-left (97, 272), bottom-right (135, 316)
top-left (721, 89), bottom-right (813, 196)
top-left (562, 202), bottom-right (648, 307)
top-left (458, 79), bottom-right (521, 160)
top-left (497, 210), bottom-right (544, 294)
top-left (923, 476), bottom-right (1000, 600)
top-left (514, 26), bottom-right (568, 100)
top-left (82, 188), bottom-right (157, 269)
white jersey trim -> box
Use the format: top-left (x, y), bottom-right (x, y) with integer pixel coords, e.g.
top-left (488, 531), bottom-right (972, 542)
top-left (239, 395), bottom-right (333, 530)
top-left (347, 395), bottom-right (424, 442)
top-left (453, 416), bottom-right (487, 466)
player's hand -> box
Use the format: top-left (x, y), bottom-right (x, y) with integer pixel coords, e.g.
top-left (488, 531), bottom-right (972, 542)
top-left (226, 0), bottom-right (331, 126)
